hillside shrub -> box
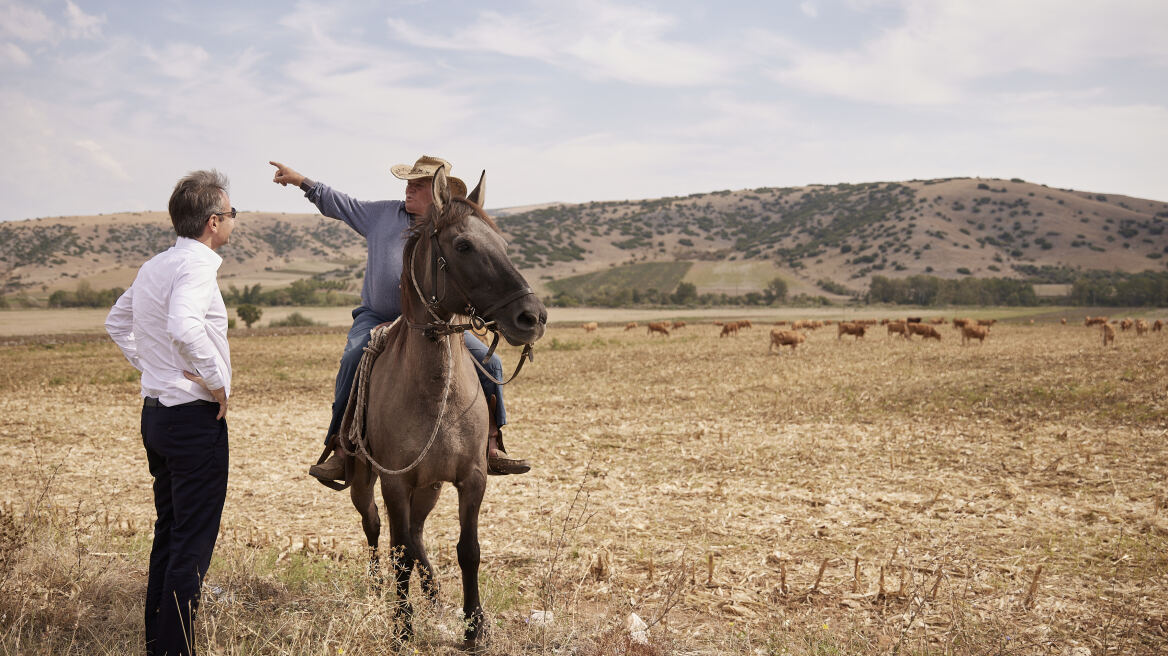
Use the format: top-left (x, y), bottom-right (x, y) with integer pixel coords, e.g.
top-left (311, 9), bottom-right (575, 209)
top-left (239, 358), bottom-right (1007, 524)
top-left (269, 312), bottom-right (322, 328)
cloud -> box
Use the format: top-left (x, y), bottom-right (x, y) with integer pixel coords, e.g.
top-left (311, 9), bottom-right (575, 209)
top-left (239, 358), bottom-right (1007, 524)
top-left (385, 3), bottom-right (732, 87)
top-left (0, 41), bottom-right (30, 66)
top-left (75, 139), bottom-right (130, 181)
top-left (143, 42), bottom-right (212, 79)
top-left (0, 1), bottom-right (56, 43)
top-left (800, 2), bottom-right (818, 18)
top-left (64, 0), bottom-right (103, 39)
top-left (763, 0), bottom-right (1168, 105)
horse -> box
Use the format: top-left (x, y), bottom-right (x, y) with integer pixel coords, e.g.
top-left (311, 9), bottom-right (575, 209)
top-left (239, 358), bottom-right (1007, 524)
top-left (344, 166), bottom-right (546, 649)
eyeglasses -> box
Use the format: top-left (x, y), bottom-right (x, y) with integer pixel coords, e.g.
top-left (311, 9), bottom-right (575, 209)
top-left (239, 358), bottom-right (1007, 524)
top-left (209, 207), bottom-right (237, 219)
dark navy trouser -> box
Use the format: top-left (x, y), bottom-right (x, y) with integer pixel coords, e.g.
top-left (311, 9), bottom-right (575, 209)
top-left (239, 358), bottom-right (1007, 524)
top-left (325, 306), bottom-right (507, 443)
top-left (142, 402), bottom-right (228, 656)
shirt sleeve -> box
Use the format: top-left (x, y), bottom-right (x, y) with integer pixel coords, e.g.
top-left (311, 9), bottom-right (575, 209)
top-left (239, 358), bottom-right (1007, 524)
top-left (306, 182), bottom-right (401, 238)
top-left (104, 285), bottom-right (141, 371)
top-left (167, 260), bottom-right (226, 391)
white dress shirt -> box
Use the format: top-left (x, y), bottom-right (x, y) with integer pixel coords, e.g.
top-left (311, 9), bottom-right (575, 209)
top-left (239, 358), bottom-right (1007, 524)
top-left (105, 237), bottom-right (232, 406)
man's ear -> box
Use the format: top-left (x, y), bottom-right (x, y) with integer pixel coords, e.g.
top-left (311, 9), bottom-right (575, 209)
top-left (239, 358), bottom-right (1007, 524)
top-left (432, 166), bottom-right (450, 213)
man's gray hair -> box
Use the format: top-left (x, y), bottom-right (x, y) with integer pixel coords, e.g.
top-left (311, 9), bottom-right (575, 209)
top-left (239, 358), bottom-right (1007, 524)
top-left (169, 170), bottom-right (230, 238)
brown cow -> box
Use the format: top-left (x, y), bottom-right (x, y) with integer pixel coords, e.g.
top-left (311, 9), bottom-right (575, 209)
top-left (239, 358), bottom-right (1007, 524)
top-left (976, 318), bottom-right (997, 327)
top-left (720, 321), bottom-right (739, 338)
top-left (887, 321), bottom-right (909, 339)
top-left (961, 324), bottom-right (989, 345)
top-left (1084, 316), bottom-right (1108, 327)
top-left (647, 321), bottom-right (670, 337)
top-left (953, 318), bottom-right (973, 330)
top-left (1060, 317), bottom-right (1067, 325)
top-left (837, 322), bottom-right (866, 340)
top-left (624, 321), bottom-right (638, 331)
top-left (769, 329), bottom-right (805, 353)
top-left (773, 320), bottom-right (788, 326)
top-left (582, 321), bottom-right (598, 333)
top-left (908, 323), bottom-right (942, 341)
top-left (738, 319), bottom-right (753, 330)
top-left (930, 317), bottom-right (947, 325)
top-left (1120, 318), bottom-right (1134, 331)
top-left (1136, 319), bottom-right (1149, 336)
top-left (1102, 323), bottom-right (1115, 346)
top-left (1154, 319), bottom-right (1164, 332)
top-left (671, 320), bottom-right (687, 330)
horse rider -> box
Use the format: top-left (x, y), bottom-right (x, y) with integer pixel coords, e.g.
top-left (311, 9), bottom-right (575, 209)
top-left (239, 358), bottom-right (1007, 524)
top-left (269, 155), bottom-right (530, 482)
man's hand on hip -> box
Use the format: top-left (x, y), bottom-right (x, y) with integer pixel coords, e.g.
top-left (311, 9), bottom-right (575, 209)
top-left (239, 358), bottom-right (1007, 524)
top-left (183, 370), bottom-right (228, 420)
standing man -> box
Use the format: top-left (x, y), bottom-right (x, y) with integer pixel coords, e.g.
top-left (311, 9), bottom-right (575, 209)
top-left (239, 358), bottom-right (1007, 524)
top-left (105, 170), bottom-right (235, 656)
top-left (268, 156), bottom-right (529, 483)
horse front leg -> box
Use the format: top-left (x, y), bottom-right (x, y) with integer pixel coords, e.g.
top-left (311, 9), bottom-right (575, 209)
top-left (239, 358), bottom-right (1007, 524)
top-left (382, 479), bottom-right (416, 644)
top-left (409, 483), bottom-right (442, 604)
top-left (349, 463), bottom-right (382, 593)
top-left (456, 472), bottom-right (487, 650)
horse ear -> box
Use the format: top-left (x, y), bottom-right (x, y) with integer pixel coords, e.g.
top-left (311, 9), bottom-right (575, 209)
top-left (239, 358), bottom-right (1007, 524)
top-left (467, 170), bottom-right (486, 207)
top-left (432, 165), bottom-right (450, 213)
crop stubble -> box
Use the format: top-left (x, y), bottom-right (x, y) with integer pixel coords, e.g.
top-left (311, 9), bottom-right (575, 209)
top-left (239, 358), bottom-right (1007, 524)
top-left (1, 320), bottom-right (1166, 653)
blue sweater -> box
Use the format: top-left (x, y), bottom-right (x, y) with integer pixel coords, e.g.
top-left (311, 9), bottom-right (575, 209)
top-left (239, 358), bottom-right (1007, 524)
top-left (305, 183), bottom-right (411, 319)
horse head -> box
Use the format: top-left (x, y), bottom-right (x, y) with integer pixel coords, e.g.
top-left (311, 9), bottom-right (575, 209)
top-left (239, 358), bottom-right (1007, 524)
top-left (405, 165), bottom-right (547, 346)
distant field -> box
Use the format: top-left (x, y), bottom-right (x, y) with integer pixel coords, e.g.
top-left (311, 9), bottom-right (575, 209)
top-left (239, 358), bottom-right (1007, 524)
top-left (545, 261), bottom-right (692, 298)
top-left (682, 260), bottom-right (788, 295)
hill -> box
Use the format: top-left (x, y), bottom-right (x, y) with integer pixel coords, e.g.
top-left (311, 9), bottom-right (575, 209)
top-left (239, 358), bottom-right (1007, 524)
top-left (2, 177), bottom-right (1166, 303)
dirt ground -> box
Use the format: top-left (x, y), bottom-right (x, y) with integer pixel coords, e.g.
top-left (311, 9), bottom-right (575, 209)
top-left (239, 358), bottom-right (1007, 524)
top-left (1, 316), bottom-right (1166, 654)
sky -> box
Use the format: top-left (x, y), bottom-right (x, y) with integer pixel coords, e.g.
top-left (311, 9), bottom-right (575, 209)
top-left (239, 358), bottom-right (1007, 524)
top-left (1, 0), bottom-right (1167, 222)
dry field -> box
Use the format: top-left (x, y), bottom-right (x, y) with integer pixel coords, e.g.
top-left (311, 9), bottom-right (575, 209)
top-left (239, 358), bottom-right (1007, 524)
top-left (1, 318), bottom-right (1167, 654)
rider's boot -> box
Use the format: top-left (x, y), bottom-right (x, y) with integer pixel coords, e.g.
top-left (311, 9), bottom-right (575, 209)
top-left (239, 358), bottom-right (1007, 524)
top-left (309, 439), bottom-right (346, 481)
top-left (486, 394), bottom-right (530, 476)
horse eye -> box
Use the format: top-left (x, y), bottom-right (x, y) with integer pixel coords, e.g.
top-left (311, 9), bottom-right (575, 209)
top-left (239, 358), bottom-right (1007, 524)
top-left (454, 239), bottom-right (472, 253)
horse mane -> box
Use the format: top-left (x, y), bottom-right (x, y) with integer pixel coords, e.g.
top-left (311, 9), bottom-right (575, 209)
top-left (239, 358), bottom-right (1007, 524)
top-left (399, 198), bottom-right (501, 319)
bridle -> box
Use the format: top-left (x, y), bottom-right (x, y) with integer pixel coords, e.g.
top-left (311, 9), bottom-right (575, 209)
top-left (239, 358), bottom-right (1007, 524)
top-left (406, 216), bottom-right (535, 386)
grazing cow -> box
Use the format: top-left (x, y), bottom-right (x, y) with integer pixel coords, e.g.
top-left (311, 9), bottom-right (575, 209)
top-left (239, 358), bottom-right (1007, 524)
top-left (953, 318), bottom-right (973, 330)
top-left (774, 320), bottom-right (788, 326)
top-left (908, 323), bottom-right (942, 341)
top-left (624, 322), bottom-right (638, 331)
top-left (887, 321), bottom-right (909, 339)
top-left (1060, 318), bottom-right (1067, 325)
top-left (976, 318), bottom-right (997, 327)
top-left (906, 317), bottom-right (922, 324)
top-left (930, 317), bottom-right (947, 325)
top-left (1102, 323), bottom-right (1115, 346)
top-left (672, 320), bottom-right (687, 330)
top-left (837, 322), bottom-right (866, 340)
top-left (720, 321), bottom-right (739, 338)
top-left (769, 329), bottom-right (805, 353)
top-left (713, 321), bottom-right (724, 327)
top-left (961, 324), bottom-right (989, 345)
top-left (1154, 319), bottom-right (1164, 333)
top-left (738, 319), bottom-right (753, 330)
top-left (582, 322), bottom-right (598, 333)
top-left (647, 321), bottom-right (670, 337)
top-left (1084, 316), bottom-right (1108, 327)
top-left (1136, 319), bottom-right (1149, 336)
top-left (1120, 318), bottom-right (1134, 332)
top-left (823, 319), bottom-right (835, 326)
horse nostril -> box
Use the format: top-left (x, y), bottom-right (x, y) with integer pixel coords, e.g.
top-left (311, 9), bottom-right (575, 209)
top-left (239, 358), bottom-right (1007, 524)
top-left (516, 311), bottom-right (537, 330)
top-left (538, 309), bottom-right (547, 325)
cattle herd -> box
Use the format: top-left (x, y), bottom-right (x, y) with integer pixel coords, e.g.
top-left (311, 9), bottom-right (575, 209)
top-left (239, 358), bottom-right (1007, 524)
top-left (578, 315), bottom-right (1165, 350)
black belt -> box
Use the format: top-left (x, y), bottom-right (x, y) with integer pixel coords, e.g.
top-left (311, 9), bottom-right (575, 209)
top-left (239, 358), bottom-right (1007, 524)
top-left (143, 397), bottom-right (215, 408)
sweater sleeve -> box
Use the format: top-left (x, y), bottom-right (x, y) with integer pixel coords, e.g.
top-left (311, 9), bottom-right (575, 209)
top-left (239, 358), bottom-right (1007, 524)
top-left (306, 183), bottom-right (401, 238)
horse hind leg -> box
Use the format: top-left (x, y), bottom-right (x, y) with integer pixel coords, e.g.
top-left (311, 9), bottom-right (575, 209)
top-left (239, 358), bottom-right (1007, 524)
top-left (455, 473), bottom-right (487, 650)
top-left (349, 462), bottom-right (382, 592)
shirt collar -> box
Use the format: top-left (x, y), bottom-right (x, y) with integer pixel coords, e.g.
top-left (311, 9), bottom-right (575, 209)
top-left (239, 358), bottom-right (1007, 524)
top-left (175, 236), bottom-right (224, 268)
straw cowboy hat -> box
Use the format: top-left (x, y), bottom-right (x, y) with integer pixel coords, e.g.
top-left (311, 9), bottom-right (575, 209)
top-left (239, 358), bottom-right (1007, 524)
top-left (391, 155), bottom-right (467, 198)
